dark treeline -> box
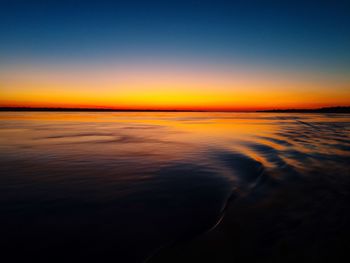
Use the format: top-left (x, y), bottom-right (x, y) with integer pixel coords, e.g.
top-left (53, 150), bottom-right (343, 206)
top-left (258, 106), bottom-right (350, 113)
top-left (0, 107), bottom-right (205, 112)
top-left (0, 106), bottom-right (349, 113)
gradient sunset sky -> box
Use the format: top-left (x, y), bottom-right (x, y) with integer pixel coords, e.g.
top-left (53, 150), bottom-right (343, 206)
top-left (1, 0), bottom-right (349, 110)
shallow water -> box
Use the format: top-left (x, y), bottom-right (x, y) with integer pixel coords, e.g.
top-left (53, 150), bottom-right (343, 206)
top-left (0, 112), bottom-right (349, 262)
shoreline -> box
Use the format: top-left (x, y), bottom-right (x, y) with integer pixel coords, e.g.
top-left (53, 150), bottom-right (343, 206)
top-left (0, 106), bottom-right (349, 113)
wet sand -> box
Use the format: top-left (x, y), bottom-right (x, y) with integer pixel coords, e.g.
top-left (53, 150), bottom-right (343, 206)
top-left (150, 159), bottom-right (350, 262)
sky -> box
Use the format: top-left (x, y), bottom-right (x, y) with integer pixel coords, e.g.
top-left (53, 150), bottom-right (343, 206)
top-left (0, 0), bottom-right (349, 110)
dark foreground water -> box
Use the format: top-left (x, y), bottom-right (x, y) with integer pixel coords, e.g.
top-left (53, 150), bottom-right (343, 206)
top-left (0, 112), bottom-right (349, 262)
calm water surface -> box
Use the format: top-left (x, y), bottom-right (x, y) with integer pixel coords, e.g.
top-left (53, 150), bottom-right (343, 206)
top-left (0, 112), bottom-right (349, 262)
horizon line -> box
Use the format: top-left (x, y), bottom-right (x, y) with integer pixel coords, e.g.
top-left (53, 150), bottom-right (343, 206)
top-left (0, 106), bottom-right (349, 113)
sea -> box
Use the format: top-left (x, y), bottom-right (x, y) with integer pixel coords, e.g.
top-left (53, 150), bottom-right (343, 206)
top-left (0, 112), bottom-right (349, 262)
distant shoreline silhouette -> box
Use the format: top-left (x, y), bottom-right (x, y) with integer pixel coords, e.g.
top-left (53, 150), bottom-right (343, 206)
top-left (258, 106), bottom-right (350, 113)
top-left (0, 107), bottom-right (206, 112)
top-left (0, 106), bottom-right (350, 113)
top-left (0, 106), bottom-right (349, 113)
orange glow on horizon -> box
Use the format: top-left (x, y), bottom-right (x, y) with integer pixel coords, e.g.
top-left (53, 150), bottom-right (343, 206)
top-left (1, 63), bottom-right (349, 111)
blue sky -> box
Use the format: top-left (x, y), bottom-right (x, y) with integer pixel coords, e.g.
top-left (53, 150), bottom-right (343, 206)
top-left (0, 0), bottom-right (349, 75)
